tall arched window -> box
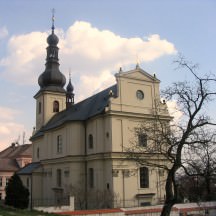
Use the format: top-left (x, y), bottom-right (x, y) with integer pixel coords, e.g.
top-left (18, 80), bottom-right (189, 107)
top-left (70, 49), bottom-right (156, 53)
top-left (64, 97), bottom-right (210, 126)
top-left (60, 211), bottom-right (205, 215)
top-left (37, 147), bottom-right (40, 159)
top-left (38, 101), bottom-right (42, 114)
top-left (53, 100), bottom-right (59, 112)
top-left (88, 134), bottom-right (93, 149)
top-left (140, 167), bottom-right (149, 188)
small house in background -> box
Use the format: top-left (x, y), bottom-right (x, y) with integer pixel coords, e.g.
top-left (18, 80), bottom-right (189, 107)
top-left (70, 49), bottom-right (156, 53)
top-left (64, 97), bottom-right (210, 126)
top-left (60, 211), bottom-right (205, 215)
top-left (0, 143), bottom-right (32, 200)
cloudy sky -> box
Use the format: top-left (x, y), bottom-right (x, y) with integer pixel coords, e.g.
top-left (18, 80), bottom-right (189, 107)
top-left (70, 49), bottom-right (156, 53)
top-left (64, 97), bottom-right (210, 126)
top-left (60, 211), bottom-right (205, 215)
top-left (0, 0), bottom-right (215, 150)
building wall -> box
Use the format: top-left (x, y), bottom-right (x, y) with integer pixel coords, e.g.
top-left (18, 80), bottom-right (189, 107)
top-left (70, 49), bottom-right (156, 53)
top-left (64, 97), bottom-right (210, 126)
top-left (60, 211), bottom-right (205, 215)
top-left (31, 68), bottom-right (170, 209)
top-left (35, 91), bottom-right (66, 130)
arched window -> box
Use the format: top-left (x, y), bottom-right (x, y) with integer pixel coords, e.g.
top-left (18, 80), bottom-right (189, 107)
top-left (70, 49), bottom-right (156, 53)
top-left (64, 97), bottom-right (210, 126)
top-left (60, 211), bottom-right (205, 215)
top-left (88, 134), bottom-right (93, 149)
top-left (56, 169), bottom-right (62, 187)
top-left (53, 100), bottom-right (59, 112)
top-left (140, 167), bottom-right (149, 188)
top-left (57, 135), bottom-right (62, 154)
top-left (37, 147), bottom-right (40, 159)
top-left (89, 168), bottom-right (94, 188)
top-left (38, 101), bottom-right (42, 114)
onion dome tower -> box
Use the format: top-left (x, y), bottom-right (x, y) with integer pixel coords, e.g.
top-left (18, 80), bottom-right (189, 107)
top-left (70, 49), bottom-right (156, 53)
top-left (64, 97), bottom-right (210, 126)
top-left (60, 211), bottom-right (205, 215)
top-left (66, 73), bottom-right (74, 108)
top-left (38, 15), bottom-right (66, 93)
top-left (34, 12), bottom-right (66, 130)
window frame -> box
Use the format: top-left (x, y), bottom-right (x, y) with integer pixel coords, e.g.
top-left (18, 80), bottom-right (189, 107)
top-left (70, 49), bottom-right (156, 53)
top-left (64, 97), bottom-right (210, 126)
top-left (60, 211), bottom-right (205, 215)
top-left (6, 177), bottom-right (9, 186)
top-left (53, 100), bottom-right (59, 113)
top-left (56, 169), bottom-right (62, 187)
top-left (138, 133), bottom-right (147, 147)
top-left (57, 135), bottom-right (63, 154)
top-left (89, 168), bottom-right (94, 188)
top-left (140, 167), bottom-right (149, 188)
top-left (88, 134), bottom-right (93, 149)
top-left (36, 147), bottom-right (40, 159)
top-left (136, 90), bottom-right (144, 100)
top-left (38, 101), bottom-right (42, 114)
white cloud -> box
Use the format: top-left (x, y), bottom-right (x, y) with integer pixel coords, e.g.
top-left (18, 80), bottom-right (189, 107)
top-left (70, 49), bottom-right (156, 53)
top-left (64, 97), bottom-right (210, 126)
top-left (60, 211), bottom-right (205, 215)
top-left (0, 21), bottom-right (176, 100)
top-left (0, 31), bottom-right (47, 84)
top-left (0, 26), bottom-right (8, 39)
top-left (0, 106), bottom-right (32, 151)
top-left (166, 100), bottom-right (183, 124)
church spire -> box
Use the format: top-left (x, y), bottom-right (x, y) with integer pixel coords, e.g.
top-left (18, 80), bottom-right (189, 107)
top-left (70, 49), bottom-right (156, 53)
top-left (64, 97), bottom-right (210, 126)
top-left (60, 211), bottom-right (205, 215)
top-left (66, 71), bottom-right (74, 108)
top-left (37, 10), bottom-right (66, 93)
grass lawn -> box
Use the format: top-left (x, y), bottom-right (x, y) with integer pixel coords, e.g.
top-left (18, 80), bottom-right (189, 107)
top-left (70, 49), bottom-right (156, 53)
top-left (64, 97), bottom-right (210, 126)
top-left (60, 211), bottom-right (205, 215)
top-left (0, 205), bottom-right (63, 216)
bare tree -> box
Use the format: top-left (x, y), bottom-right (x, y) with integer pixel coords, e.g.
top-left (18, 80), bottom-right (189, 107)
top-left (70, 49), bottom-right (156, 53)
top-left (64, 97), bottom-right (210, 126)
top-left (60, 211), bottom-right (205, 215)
top-left (67, 183), bottom-right (117, 210)
top-left (181, 139), bottom-right (216, 201)
top-left (126, 57), bottom-right (216, 216)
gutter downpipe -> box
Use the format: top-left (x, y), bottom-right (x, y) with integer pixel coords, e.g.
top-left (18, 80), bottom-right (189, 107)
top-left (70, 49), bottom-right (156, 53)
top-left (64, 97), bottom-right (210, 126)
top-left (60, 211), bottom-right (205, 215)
top-left (84, 121), bottom-right (87, 209)
top-left (30, 174), bottom-right (33, 210)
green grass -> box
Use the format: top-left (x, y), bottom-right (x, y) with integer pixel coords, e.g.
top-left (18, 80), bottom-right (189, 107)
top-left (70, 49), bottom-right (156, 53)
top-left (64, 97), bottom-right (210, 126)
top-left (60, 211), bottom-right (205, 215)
top-left (0, 205), bottom-right (63, 216)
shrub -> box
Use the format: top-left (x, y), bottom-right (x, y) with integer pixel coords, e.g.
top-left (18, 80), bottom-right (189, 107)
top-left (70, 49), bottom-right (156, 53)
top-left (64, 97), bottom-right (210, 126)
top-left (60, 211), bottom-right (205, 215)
top-left (5, 173), bottom-right (29, 209)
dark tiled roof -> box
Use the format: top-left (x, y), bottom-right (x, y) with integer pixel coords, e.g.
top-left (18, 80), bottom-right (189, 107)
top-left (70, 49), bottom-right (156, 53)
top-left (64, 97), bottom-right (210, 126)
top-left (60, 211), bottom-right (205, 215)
top-left (0, 144), bottom-right (32, 159)
top-left (17, 162), bottom-right (41, 175)
top-left (31, 84), bottom-right (117, 139)
top-left (0, 158), bottom-right (19, 171)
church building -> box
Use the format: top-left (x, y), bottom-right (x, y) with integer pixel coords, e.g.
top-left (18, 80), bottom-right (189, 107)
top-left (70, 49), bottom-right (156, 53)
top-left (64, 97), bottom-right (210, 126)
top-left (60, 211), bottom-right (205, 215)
top-left (18, 18), bottom-right (171, 210)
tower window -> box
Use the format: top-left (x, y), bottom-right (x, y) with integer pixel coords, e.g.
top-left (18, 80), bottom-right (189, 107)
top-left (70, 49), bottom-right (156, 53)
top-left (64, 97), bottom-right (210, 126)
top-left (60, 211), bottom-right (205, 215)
top-left (89, 168), bottom-right (94, 188)
top-left (53, 100), bottom-right (59, 112)
top-left (57, 135), bottom-right (63, 154)
top-left (38, 102), bottom-right (42, 114)
top-left (140, 167), bottom-right (149, 188)
top-left (88, 134), bottom-right (93, 149)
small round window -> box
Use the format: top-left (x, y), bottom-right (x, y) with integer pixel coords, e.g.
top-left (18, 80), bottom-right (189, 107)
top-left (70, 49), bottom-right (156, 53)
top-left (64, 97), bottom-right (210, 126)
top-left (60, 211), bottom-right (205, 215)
top-left (136, 90), bottom-right (144, 100)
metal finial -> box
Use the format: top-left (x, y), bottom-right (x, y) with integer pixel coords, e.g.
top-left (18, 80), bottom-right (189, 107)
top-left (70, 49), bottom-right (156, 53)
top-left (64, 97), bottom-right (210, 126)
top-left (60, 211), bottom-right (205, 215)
top-left (51, 8), bottom-right (55, 33)
top-left (136, 54), bottom-right (140, 69)
top-left (119, 67), bottom-right (122, 73)
top-left (69, 68), bottom-right (71, 80)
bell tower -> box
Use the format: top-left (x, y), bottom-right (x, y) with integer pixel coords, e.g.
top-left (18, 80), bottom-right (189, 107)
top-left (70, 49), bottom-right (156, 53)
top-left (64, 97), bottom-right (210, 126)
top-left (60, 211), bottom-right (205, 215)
top-left (34, 12), bottom-right (66, 131)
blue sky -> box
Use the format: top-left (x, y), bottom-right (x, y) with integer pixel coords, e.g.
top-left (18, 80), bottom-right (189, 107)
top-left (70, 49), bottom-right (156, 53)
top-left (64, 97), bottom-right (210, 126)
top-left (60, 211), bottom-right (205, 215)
top-left (0, 0), bottom-right (215, 150)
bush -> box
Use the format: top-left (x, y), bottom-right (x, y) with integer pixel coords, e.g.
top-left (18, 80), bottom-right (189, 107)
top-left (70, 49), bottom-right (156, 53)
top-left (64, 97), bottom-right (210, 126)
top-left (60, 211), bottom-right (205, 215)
top-left (5, 173), bottom-right (29, 209)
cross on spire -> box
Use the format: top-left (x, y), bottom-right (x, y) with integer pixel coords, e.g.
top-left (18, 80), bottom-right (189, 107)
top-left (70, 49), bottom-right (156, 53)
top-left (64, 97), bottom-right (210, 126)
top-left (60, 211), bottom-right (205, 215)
top-left (69, 68), bottom-right (71, 80)
top-left (51, 8), bottom-right (55, 33)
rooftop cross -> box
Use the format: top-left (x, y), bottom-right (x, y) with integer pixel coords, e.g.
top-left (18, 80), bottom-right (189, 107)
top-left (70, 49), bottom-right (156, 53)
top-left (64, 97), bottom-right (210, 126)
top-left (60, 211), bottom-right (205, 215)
top-left (51, 8), bottom-right (55, 33)
top-left (136, 54), bottom-right (140, 69)
top-left (69, 68), bottom-right (71, 80)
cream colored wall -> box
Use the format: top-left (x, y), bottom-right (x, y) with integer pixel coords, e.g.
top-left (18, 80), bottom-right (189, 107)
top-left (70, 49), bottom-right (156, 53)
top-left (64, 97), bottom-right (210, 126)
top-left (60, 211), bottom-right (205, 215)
top-left (110, 70), bottom-right (162, 115)
top-left (35, 91), bottom-right (66, 130)
top-left (32, 138), bottom-right (43, 162)
top-left (32, 122), bottom-right (85, 162)
top-left (112, 160), bottom-right (166, 206)
top-left (86, 159), bottom-right (113, 191)
top-left (86, 116), bottom-right (112, 154)
top-left (31, 68), bottom-right (170, 207)
top-left (41, 161), bottom-right (85, 199)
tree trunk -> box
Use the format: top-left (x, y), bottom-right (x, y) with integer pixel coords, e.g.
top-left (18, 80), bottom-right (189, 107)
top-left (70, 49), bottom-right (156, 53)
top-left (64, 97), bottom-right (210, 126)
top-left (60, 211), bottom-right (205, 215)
top-left (160, 166), bottom-right (177, 216)
top-left (161, 202), bottom-right (174, 216)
